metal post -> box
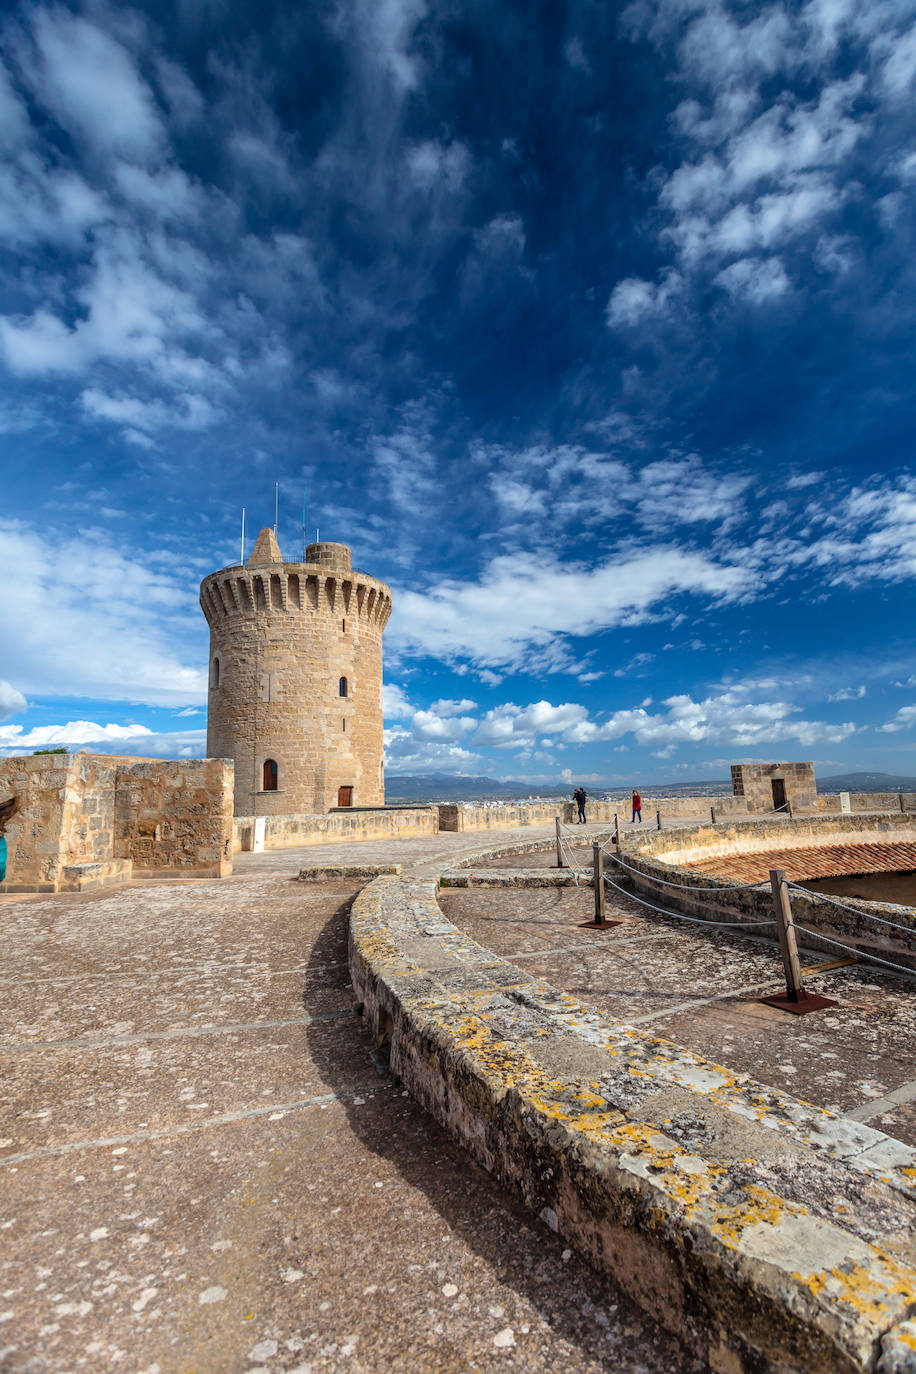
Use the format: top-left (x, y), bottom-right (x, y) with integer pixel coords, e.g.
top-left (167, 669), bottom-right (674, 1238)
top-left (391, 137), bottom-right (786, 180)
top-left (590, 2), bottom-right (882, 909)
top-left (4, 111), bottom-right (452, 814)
top-left (787, 799), bottom-right (793, 819)
top-left (770, 868), bottom-right (804, 1002)
top-left (656, 808), bottom-right (661, 831)
top-left (555, 817), bottom-right (566, 869)
top-left (593, 844), bottom-right (605, 925)
top-left (710, 806), bottom-right (716, 824)
top-left (613, 812), bottom-right (619, 849)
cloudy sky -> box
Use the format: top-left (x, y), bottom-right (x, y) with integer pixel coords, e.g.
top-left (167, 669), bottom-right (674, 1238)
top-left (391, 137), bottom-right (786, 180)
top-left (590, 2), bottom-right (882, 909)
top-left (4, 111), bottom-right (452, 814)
top-left (1, 0), bottom-right (915, 785)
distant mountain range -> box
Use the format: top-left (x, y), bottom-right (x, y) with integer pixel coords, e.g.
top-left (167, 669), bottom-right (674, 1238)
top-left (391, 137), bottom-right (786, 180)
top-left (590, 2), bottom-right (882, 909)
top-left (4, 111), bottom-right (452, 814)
top-left (817, 771), bottom-right (916, 792)
top-left (384, 770), bottom-right (916, 803)
top-left (384, 773), bottom-right (737, 803)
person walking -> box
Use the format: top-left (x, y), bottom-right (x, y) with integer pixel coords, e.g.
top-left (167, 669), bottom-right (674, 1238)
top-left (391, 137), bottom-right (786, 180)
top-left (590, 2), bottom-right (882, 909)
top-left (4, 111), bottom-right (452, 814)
top-left (631, 788), bottom-right (642, 824)
top-left (573, 786), bottom-right (588, 824)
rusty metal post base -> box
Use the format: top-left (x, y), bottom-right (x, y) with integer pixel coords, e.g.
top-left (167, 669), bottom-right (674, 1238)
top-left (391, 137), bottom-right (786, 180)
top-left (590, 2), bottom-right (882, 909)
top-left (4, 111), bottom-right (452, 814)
top-left (578, 918), bottom-right (622, 930)
top-left (758, 990), bottom-right (838, 1015)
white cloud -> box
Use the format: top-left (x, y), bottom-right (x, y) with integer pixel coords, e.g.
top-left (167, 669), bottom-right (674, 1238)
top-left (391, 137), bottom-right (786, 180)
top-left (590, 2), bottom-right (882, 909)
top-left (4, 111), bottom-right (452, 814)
top-left (0, 681), bottom-right (26, 722)
top-left (0, 235), bottom-right (215, 379)
top-left (383, 726), bottom-right (482, 774)
top-left (880, 704), bottom-right (916, 733)
top-left (352, 0), bottom-right (428, 92)
top-left (429, 698), bottom-right (477, 716)
top-left (0, 721), bottom-right (154, 755)
top-left (606, 271), bottom-right (683, 327)
top-left (390, 547), bottom-right (754, 671)
top-left (81, 387), bottom-right (219, 436)
top-left (29, 10), bottom-right (164, 161)
top-left (714, 256), bottom-right (790, 303)
top-left (789, 476), bottom-right (916, 585)
top-left (620, 6), bottom-right (882, 300)
top-left (828, 685), bottom-right (865, 701)
top-left (405, 140), bottom-right (469, 192)
top-left (410, 708), bottom-right (477, 742)
top-left (0, 519), bottom-right (206, 706)
top-left (382, 682), bottom-right (413, 719)
top-left (569, 691), bottom-right (858, 749)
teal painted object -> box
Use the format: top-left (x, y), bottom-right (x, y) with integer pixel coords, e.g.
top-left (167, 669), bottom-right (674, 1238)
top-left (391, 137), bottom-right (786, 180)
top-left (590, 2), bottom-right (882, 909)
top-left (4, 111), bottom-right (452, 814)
top-left (0, 835), bottom-right (6, 883)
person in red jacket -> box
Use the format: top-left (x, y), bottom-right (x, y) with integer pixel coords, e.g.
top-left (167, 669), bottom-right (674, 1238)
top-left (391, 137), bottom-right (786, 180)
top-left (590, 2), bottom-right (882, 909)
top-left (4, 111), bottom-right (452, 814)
top-left (631, 789), bottom-right (642, 823)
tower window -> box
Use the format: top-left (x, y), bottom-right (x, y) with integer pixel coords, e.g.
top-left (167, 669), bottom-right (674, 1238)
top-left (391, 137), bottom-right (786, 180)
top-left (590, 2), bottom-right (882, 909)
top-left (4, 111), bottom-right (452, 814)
top-left (211, 655), bottom-right (221, 688)
top-left (262, 759), bottom-right (278, 791)
top-left (342, 718), bottom-right (346, 731)
top-left (342, 618), bottom-right (346, 632)
top-left (339, 676), bottom-right (348, 697)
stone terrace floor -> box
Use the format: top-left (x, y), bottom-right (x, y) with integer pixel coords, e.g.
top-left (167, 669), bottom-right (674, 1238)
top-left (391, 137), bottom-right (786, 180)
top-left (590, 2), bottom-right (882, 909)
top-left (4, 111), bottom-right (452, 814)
top-left (0, 823), bottom-right (706, 1374)
top-left (439, 853), bottom-right (916, 1148)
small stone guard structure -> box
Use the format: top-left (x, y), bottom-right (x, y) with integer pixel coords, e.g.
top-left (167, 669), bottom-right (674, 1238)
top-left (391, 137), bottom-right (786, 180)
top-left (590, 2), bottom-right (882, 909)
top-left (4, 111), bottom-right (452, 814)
top-left (732, 761), bottom-right (818, 813)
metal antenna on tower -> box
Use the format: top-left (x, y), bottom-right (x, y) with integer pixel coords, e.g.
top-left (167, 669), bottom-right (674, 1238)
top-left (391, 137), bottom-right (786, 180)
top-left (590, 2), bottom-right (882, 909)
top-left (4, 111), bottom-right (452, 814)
top-left (301, 491), bottom-right (306, 561)
top-left (240, 507), bottom-right (245, 565)
top-left (274, 481), bottom-right (279, 536)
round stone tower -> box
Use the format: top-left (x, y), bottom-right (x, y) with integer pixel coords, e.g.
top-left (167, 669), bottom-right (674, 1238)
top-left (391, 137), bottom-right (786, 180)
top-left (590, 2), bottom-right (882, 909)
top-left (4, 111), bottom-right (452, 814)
top-left (200, 529), bottom-right (392, 817)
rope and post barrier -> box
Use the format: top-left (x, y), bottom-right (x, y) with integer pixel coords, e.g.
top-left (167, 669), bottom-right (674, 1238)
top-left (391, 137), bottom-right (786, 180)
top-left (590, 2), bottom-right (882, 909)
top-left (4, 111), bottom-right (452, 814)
top-left (577, 842), bottom-right (619, 929)
top-left (759, 868), bottom-right (837, 1014)
top-left (613, 812), bottom-right (620, 849)
top-left (555, 817), bottom-right (566, 869)
top-left (656, 808), bottom-right (661, 831)
top-left (710, 806), bottom-right (716, 824)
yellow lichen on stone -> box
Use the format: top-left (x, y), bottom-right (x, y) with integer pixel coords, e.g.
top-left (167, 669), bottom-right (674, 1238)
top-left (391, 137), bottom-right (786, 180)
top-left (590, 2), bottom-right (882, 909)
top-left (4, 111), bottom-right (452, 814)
top-left (802, 1256), bottom-right (916, 1319)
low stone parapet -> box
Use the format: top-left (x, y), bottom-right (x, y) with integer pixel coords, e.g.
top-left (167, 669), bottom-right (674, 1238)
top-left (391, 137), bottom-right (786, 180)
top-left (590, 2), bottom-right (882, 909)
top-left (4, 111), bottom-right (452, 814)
top-left (349, 871), bottom-right (916, 1373)
top-left (233, 806), bottom-right (438, 852)
top-left (297, 863), bottom-right (402, 881)
top-left (437, 796), bottom-right (751, 831)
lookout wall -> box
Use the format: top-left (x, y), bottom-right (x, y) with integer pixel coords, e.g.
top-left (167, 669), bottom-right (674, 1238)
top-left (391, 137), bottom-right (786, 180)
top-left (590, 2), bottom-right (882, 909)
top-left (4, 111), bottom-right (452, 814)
top-left (0, 753), bottom-right (233, 892)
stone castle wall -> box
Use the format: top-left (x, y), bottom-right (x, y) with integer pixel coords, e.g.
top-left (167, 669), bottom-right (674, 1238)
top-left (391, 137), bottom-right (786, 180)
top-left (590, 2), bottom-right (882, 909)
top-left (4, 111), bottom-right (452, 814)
top-left (201, 536), bottom-right (391, 817)
top-left (0, 754), bottom-right (233, 892)
top-left (437, 795), bottom-right (750, 831)
top-left (233, 806), bottom-right (438, 852)
top-left (114, 758), bottom-right (233, 878)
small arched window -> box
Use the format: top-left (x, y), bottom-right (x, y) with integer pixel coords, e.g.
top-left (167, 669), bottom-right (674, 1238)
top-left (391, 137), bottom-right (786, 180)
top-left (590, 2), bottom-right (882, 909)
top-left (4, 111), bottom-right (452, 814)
top-left (211, 655), bottom-right (221, 688)
top-left (262, 759), bottom-right (278, 791)
top-left (339, 676), bottom-right (348, 697)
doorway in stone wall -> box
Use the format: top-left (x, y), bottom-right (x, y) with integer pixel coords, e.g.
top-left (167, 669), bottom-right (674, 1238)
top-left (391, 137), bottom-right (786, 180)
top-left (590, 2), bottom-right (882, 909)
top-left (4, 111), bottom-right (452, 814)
top-left (337, 786), bottom-right (353, 807)
top-left (771, 778), bottom-right (787, 811)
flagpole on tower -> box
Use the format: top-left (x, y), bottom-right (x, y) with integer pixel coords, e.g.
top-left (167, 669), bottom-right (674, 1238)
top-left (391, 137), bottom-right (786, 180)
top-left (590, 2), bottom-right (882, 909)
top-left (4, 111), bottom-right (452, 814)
top-left (240, 507), bottom-right (245, 565)
top-left (274, 480), bottom-right (279, 536)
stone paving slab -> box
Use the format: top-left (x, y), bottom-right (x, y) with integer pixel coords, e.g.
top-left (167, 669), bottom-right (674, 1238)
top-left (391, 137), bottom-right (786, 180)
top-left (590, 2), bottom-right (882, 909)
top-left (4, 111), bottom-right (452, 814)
top-left (0, 856), bottom-right (703, 1373)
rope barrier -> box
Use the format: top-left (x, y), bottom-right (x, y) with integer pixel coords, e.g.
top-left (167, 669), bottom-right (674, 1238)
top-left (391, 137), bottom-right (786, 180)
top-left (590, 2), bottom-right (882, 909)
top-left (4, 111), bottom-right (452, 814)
top-left (786, 881), bottom-right (916, 935)
top-left (601, 871), bottom-right (776, 929)
top-left (599, 843), bottom-right (767, 893)
top-left (555, 824), bottom-right (588, 885)
top-left (789, 922), bottom-right (916, 978)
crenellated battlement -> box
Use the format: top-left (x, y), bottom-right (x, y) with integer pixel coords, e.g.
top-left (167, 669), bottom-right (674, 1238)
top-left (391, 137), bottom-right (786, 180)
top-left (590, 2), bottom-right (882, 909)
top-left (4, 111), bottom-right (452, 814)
top-left (199, 562), bottom-right (392, 631)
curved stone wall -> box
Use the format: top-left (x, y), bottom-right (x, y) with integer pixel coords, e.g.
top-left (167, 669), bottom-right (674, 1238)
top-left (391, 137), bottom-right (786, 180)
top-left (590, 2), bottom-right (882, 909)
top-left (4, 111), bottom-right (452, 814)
top-left (615, 814), bottom-right (916, 971)
top-left (348, 866), bottom-right (916, 1374)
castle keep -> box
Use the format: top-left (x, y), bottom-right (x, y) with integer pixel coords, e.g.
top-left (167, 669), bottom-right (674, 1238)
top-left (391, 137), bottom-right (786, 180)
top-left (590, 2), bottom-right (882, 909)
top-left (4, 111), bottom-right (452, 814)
top-left (200, 529), bottom-right (392, 817)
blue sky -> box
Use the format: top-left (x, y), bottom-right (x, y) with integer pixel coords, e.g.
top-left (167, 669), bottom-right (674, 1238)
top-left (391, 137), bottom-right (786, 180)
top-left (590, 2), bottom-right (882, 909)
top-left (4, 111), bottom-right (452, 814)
top-left (1, 0), bottom-right (915, 785)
